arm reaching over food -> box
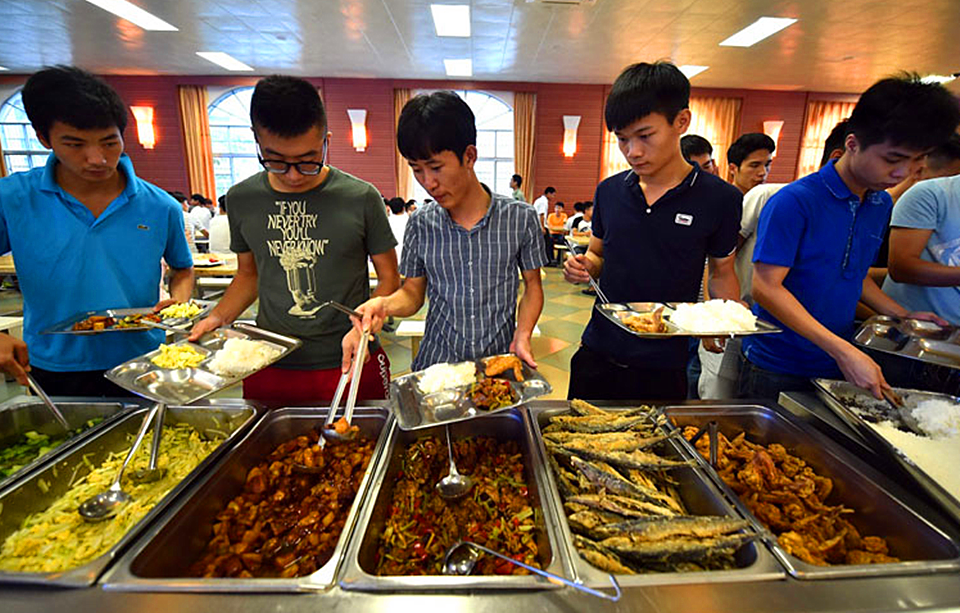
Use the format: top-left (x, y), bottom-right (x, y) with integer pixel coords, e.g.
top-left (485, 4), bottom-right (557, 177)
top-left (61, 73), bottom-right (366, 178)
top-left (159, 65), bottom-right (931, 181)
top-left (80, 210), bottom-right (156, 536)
top-left (564, 235), bottom-right (603, 285)
top-left (0, 334), bottom-right (29, 386)
top-left (343, 276), bottom-right (427, 373)
top-left (154, 265), bottom-right (195, 312)
top-left (189, 252), bottom-right (259, 341)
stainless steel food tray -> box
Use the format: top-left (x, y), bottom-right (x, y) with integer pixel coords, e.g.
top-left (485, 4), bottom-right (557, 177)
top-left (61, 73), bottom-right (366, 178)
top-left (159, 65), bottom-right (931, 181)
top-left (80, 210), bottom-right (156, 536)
top-left (105, 323), bottom-right (301, 405)
top-left (41, 300), bottom-right (216, 335)
top-left (388, 354), bottom-right (552, 430)
top-left (528, 401), bottom-right (784, 587)
top-left (339, 408), bottom-right (572, 591)
top-left (854, 315), bottom-right (960, 371)
top-left (664, 404), bottom-right (960, 580)
top-left (0, 402), bottom-right (258, 587)
top-left (595, 302), bottom-right (781, 338)
top-left (0, 398), bottom-right (131, 491)
top-left (812, 379), bottom-right (960, 525)
top-left (101, 406), bottom-right (391, 592)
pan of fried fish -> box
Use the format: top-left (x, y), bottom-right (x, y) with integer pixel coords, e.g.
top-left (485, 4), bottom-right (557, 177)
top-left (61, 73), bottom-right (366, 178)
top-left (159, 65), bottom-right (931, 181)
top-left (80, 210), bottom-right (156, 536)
top-left (530, 400), bottom-right (785, 586)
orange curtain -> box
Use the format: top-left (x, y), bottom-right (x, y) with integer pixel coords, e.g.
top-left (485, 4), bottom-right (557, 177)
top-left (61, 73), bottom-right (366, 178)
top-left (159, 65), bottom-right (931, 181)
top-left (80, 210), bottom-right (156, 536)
top-left (513, 92), bottom-right (537, 202)
top-left (177, 85), bottom-right (217, 199)
top-left (796, 99), bottom-right (857, 179)
top-left (393, 88), bottom-right (414, 200)
top-left (599, 128), bottom-right (630, 181)
top-left (688, 96), bottom-right (742, 177)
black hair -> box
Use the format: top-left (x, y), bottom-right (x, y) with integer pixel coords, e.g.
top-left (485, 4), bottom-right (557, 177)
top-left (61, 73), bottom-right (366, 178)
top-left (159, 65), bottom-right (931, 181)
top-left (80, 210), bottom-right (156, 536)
top-left (387, 197), bottom-right (406, 215)
top-left (820, 119), bottom-right (850, 168)
top-left (190, 193), bottom-right (206, 202)
top-left (727, 133), bottom-right (776, 167)
top-left (926, 133), bottom-right (960, 170)
top-left (680, 134), bottom-right (713, 161)
top-left (397, 91), bottom-right (476, 161)
top-left (554, 201), bottom-right (565, 209)
top-left (544, 186), bottom-right (556, 195)
top-left (573, 201), bottom-right (584, 212)
top-left (250, 75), bottom-right (326, 138)
top-left (168, 190), bottom-right (186, 202)
top-left (583, 201), bottom-right (594, 210)
top-left (847, 73), bottom-right (960, 151)
top-left (21, 65), bottom-right (127, 142)
top-left (605, 62), bottom-right (690, 132)
top-left (218, 195), bottom-right (227, 213)
top-left (512, 174), bottom-right (522, 187)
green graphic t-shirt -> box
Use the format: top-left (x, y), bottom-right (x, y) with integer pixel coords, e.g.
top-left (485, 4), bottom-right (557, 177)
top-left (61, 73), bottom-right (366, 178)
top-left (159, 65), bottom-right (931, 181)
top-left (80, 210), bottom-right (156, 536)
top-left (227, 167), bottom-right (397, 369)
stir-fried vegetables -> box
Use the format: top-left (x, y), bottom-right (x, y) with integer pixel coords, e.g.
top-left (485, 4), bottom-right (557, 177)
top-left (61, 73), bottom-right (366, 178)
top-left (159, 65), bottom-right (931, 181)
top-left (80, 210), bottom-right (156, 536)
top-left (0, 418), bottom-right (103, 479)
top-left (375, 436), bottom-right (541, 576)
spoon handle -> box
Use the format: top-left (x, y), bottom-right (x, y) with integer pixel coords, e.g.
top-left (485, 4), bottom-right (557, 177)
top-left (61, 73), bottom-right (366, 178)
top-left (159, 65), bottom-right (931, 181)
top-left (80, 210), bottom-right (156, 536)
top-left (146, 403), bottom-right (165, 470)
top-left (25, 373), bottom-right (71, 432)
top-left (445, 425), bottom-right (459, 477)
top-left (462, 541), bottom-right (621, 601)
top-left (113, 403), bottom-right (162, 489)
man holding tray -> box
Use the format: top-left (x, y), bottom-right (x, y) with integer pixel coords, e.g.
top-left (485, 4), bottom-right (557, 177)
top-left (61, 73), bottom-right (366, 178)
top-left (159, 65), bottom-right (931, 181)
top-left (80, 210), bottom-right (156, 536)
top-left (189, 75), bottom-right (400, 404)
top-left (0, 66), bottom-right (194, 396)
top-left (347, 91), bottom-right (546, 371)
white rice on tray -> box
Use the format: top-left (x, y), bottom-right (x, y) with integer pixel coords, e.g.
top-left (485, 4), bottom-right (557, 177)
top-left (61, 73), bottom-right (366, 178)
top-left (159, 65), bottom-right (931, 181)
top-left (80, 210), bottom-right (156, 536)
top-left (869, 421), bottom-right (960, 501)
top-left (911, 398), bottom-right (960, 438)
top-left (668, 299), bottom-right (758, 333)
top-left (417, 361), bottom-right (477, 394)
top-left (207, 338), bottom-right (282, 377)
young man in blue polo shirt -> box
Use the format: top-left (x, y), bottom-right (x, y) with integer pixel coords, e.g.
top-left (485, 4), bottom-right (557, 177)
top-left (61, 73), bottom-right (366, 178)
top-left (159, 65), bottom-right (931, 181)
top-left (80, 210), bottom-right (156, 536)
top-left (0, 66), bottom-right (194, 396)
top-left (564, 62), bottom-right (742, 400)
top-left (741, 75), bottom-right (959, 400)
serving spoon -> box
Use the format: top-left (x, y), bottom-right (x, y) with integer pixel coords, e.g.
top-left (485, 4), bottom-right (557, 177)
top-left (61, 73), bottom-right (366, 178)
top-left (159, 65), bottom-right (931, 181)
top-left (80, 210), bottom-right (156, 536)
top-left (436, 425), bottom-right (475, 500)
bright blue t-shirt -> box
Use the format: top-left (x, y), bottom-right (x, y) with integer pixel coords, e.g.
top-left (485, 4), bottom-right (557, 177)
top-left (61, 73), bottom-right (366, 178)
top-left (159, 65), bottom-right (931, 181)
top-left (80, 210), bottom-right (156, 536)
top-left (0, 153), bottom-right (193, 371)
top-left (742, 160), bottom-right (892, 377)
top-left (883, 175), bottom-right (960, 325)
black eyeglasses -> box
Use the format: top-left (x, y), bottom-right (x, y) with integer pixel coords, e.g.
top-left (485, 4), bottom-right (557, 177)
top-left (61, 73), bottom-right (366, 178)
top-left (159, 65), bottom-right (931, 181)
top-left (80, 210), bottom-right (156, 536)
top-left (257, 140), bottom-right (326, 176)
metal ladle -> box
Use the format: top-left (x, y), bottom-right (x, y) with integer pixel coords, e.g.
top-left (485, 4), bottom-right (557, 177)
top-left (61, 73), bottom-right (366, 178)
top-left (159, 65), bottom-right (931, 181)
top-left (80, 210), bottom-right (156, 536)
top-left (78, 403), bottom-right (162, 522)
top-left (443, 540), bottom-right (621, 601)
top-left (131, 403), bottom-right (166, 483)
top-left (24, 373), bottom-right (70, 433)
top-left (436, 425), bottom-right (475, 500)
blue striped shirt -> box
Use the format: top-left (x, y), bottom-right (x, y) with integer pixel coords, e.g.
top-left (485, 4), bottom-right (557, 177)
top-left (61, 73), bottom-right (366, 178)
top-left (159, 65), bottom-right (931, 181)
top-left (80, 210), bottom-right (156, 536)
top-left (399, 190), bottom-right (547, 370)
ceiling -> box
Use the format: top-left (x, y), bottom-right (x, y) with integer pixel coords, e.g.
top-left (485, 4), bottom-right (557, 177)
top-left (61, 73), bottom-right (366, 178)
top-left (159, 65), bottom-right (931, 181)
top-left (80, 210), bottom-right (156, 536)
top-left (0, 0), bottom-right (958, 94)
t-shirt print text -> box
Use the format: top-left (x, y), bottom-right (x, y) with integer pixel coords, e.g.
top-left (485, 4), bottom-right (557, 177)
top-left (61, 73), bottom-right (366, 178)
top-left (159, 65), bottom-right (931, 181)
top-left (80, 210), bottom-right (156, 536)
top-left (675, 213), bottom-right (694, 226)
top-left (267, 199), bottom-right (330, 318)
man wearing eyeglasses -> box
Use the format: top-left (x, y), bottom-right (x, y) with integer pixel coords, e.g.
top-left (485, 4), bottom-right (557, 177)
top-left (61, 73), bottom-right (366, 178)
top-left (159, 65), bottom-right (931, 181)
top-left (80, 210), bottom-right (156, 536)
top-left (190, 75), bottom-right (400, 406)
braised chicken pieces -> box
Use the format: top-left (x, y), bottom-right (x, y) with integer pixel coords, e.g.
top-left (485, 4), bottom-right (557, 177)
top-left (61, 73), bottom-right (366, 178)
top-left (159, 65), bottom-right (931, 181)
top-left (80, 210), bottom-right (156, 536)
top-left (484, 355), bottom-right (524, 381)
top-left (620, 307), bottom-right (667, 334)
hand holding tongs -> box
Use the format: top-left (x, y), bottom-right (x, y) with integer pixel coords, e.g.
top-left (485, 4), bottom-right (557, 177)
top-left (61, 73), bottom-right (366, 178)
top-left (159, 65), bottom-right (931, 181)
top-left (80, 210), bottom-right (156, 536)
top-left (564, 236), bottom-right (609, 304)
top-left (323, 328), bottom-right (369, 443)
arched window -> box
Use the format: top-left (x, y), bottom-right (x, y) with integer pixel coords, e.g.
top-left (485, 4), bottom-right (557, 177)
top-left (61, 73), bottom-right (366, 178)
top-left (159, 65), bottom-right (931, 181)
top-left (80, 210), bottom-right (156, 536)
top-left (0, 91), bottom-right (49, 174)
top-left (413, 90), bottom-right (514, 201)
top-left (208, 87), bottom-right (259, 197)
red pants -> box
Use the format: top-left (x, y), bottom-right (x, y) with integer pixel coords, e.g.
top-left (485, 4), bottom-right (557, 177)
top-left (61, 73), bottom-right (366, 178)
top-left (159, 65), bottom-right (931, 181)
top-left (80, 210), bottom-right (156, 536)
top-left (242, 347), bottom-right (391, 408)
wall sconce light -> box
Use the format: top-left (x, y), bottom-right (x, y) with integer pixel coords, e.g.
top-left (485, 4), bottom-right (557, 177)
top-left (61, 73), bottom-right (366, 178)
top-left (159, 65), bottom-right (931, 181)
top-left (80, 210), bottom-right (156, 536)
top-left (562, 115), bottom-right (581, 158)
top-left (347, 109), bottom-right (368, 152)
top-left (763, 120), bottom-right (784, 155)
top-left (130, 106), bottom-right (156, 149)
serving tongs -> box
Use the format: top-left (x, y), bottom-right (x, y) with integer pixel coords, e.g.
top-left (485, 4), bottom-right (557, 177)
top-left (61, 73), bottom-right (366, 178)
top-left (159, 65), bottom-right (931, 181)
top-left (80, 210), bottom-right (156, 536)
top-left (318, 300), bottom-right (394, 333)
top-left (24, 373), bottom-right (71, 433)
top-left (564, 236), bottom-right (609, 304)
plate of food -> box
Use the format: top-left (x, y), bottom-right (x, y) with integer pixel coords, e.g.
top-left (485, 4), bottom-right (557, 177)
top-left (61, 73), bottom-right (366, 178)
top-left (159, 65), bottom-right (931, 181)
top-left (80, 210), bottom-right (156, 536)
top-left (42, 300), bottom-right (216, 335)
top-left (388, 353), bottom-right (552, 430)
top-left (192, 254), bottom-right (226, 268)
top-left (596, 299), bottom-right (781, 338)
top-left (105, 323), bottom-right (301, 405)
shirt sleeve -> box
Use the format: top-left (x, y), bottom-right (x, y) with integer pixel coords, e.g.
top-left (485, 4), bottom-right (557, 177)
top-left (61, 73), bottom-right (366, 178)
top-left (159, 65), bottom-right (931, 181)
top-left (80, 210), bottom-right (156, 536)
top-left (163, 195), bottom-right (194, 269)
top-left (740, 186), bottom-right (766, 239)
top-left (890, 180), bottom-right (942, 230)
top-left (398, 212), bottom-right (425, 278)
top-left (519, 205), bottom-right (549, 271)
top-left (227, 187), bottom-right (251, 253)
top-left (752, 189), bottom-right (807, 268)
top-left (364, 187), bottom-right (399, 256)
top-left (706, 187), bottom-right (742, 258)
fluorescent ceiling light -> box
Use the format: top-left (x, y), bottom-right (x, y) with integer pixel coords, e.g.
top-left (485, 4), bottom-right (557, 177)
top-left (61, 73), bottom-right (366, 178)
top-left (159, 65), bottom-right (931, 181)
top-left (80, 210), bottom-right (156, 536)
top-left (444, 58), bottom-right (472, 77)
top-left (0, 66), bottom-right (8, 72)
top-left (720, 17), bottom-right (797, 47)
top-left (921, 74), bottom-right (957, 84)
top-left (679, 65), bottom-right (709, 79)
top-left (430, 4), bottom-right (471, 37)
top-left (196, 52), bottom-right (254, 71)
top-left (83, 0), bottom-right (178, 31)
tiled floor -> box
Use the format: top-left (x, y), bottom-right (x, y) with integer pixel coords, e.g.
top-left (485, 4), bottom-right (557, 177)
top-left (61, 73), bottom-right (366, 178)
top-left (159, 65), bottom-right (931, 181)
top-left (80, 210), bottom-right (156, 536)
top-left (0, 267), bottom-right (593, 403)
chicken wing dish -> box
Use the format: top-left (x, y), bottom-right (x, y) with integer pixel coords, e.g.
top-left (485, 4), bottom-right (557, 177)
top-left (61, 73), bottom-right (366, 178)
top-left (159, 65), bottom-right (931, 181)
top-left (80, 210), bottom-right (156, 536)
top-left (620, 307), bottom-right (667, 334)
top-left (484, 355), bottom-right (524, 381)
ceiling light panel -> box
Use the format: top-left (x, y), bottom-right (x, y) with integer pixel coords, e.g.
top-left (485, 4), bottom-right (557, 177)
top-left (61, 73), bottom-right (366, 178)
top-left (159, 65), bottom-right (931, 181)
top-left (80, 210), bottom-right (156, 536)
top-left (679, 65), bottom-right (709, 79)
top-left (83, 0), bottom-right (178, 31)
top-left (196, 52), bottom-right (254, 71)
top-left (430, 4), bottom-right (471, 37)
top-left (720, 17), bottom-right (797, 48)
top-left (444, 58), bottom-right (473, 77)
top-left (921, 74), bottom-right (957, 84)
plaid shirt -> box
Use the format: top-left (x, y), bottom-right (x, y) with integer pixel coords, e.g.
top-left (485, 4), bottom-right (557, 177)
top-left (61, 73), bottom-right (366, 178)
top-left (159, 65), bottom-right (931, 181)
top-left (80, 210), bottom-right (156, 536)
top-left (399, 189), bottom-right (547, 370)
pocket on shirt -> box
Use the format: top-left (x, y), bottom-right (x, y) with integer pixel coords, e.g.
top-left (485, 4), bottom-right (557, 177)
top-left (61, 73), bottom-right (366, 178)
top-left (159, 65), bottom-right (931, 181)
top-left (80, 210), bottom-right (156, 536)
top-left (855, 232), bottom-right (885, 273)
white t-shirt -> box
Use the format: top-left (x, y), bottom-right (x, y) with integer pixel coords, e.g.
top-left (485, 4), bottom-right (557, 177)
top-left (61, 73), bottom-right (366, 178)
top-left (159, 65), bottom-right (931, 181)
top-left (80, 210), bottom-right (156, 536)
top-left (208, 214), bottom-right (231, 253)
top-left (189, 206), bottom-right (213, 232)
top-left (388, 213), bottom-right (408, 262)
top-left (565, 212), bottom-right (583, 231)
top-left (532, 195), bottom-right (549, 227)
top-left (738, 183), bottom-right (785, 303)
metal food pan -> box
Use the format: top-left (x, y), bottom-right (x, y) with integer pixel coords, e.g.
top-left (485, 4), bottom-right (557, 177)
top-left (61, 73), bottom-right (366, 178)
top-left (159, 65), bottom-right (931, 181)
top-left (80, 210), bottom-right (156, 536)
top-left (0, 402), bottom-right (257, 587)
top-left (105, 323), bottom-right (302, 405)
top-left (389, 354), bottom-right (552, 430)
top-left (339, 408), bottom-right (570, 591)
top-left (101, 406), bottom-right (391, 592)
top-left (0, 398), bottom-right (131, 492)
top-left (664, 404), bottom-right (960, 580)
top-left (41, 300), bottom-right (215, 335)
top-left (596, 302), bottom-right (781, 339)
top-left (528, 402), bottom-right (784, 587)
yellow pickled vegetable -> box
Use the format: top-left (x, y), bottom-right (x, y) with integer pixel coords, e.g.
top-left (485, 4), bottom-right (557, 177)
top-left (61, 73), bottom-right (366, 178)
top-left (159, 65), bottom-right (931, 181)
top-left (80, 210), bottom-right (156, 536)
top-left (150, 344), bottom-right (206, 369)
top-left (159, 302), bottom-right (202, 319)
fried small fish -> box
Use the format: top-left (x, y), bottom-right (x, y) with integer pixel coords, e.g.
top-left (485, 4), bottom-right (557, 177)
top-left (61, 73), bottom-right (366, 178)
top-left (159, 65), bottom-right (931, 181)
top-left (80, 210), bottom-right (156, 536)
top-left (578, 548), bottom-right (637, 575)
top-left (569, 456), bottom-right (681, 508)
top-left (568, 493), bottom-right (677, 518)
top-left (601, 533), bottom-right (754, 564)
top-left (603, 516), bottom-right (750, 542)
top-left (558, 445), bottom-right (694, 471)
top-left (544, 431), bottom-right (675, 453)
top-left (569, 399), bottom-right (611, 416)
top-left (549, 414), bottom-right (651, 434)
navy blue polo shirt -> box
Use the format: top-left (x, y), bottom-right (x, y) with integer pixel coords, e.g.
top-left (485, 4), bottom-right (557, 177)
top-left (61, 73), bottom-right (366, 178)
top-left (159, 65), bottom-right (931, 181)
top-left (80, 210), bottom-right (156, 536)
top-left (742, 160), bottom-right (892, 377)
top-left (581, 166), bottom-right (742, 369)
top-left (0, 154), bottom-right (193, 372)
